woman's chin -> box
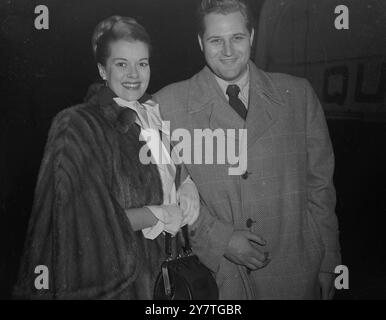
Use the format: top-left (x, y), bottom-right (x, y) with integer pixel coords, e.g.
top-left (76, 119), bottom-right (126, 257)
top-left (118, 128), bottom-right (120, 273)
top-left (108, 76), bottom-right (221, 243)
top-left (118, 92), bottom-right (143, 102)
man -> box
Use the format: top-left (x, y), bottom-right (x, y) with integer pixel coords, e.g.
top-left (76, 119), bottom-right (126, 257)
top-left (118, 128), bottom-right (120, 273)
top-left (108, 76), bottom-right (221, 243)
top-left (155, 0), bottom-right (341, 299)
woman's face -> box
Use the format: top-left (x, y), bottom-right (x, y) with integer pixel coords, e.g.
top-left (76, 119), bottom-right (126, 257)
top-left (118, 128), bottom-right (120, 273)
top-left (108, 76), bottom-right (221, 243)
top-left (98, 40), bottom-right (150, 101)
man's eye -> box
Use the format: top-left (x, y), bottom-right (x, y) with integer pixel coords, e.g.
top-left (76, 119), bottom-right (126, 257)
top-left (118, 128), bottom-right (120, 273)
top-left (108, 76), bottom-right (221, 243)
top-left (210, 39), bottom-right (222, 44)
top-left (233, 36), bottom-right (245, 41)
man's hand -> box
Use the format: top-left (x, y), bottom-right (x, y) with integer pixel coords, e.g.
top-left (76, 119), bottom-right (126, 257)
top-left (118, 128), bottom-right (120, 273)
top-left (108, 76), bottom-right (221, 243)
top-left (224, 230), bottom-right (270, 270)
top-left (319, 272), bottom-right (335, 300)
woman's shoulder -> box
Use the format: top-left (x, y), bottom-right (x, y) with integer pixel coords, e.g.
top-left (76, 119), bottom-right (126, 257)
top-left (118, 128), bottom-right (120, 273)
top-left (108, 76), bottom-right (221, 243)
top-left (51, 103), bottom-right (95, 132)
top-left (52, 83), bottom-right (113, 131)
top-left (53, 103), bottom-right (86, 121)
top-left (47, 102), bottom-right (107, 147)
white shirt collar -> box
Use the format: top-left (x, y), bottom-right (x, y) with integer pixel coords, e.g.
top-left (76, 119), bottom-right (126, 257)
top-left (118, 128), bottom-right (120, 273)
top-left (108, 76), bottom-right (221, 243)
top-left (214, 64), bottom-right (250, 99)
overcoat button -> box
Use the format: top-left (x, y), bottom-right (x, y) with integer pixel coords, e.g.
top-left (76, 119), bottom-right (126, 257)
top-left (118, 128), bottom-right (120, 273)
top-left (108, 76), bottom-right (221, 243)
top-left (241, 171), bottom-right (249, 179)
top-left (246, 218), bottom-right (256, 229)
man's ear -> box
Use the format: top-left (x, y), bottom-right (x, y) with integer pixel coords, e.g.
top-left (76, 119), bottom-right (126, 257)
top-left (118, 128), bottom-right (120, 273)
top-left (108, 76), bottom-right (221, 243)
top-left (97, 63), bottom-right (107, 80)
top-left (197, 35), bottom-right (204, 52)
top-left (249, 28), bottom-right (255, 46)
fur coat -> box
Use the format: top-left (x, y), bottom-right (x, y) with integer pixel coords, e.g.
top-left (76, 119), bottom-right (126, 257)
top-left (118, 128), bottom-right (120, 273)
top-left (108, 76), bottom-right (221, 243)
top-left (14, 86), bottom-right (167, 299)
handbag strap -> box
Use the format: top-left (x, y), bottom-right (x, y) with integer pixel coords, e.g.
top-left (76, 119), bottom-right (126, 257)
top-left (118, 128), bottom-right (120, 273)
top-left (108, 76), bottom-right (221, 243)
top-left (164, 225), bottom-right (192, 259)
top-left (164, 233), bottom-right (172, 258)
top-left (181, 225), bottom-right (192, 254)
top-left (163, 163), bottom-right (193, 257)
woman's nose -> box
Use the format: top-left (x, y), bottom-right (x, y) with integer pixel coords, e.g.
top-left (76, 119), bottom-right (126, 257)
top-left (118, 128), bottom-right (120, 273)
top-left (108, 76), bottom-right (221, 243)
top-left (126, 64), bottom-right (139, 78)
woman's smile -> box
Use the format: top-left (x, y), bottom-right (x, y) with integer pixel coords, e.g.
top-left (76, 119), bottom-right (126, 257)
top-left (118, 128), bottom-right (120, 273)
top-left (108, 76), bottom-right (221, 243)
top-left (122, 81), bottom-right (142, 90)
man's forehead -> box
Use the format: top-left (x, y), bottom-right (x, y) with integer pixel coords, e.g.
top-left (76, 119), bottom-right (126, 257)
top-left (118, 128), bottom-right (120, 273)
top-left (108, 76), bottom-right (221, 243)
top-left (203, 11), bottom-right (249, 36)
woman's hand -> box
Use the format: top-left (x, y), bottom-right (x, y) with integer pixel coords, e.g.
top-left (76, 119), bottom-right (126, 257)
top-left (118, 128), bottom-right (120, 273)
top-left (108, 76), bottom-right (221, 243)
top-left (177, 177), bottom-right (200, 226)
top-left (141, 204), bottom-right (184, 238)
top-left (159, 204), bottom-right (185, 235)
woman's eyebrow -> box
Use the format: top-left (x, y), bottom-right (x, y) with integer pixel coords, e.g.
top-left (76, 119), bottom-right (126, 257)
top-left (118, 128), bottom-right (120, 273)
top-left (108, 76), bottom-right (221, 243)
top-left (112, 57), bottom-right (128, 62)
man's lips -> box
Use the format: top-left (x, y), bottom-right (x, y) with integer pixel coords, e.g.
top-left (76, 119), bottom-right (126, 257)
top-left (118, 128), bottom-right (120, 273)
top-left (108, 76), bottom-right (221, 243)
top-left (220, 58), bottom-right (238, 65)
top-left (122, 82), bottom-right (141, 89)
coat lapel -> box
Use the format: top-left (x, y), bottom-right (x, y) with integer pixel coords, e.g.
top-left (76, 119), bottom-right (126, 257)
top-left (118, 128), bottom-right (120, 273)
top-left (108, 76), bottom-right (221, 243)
top-left (245, 62), bottom-right (285, 148)
top-left (186, 63), bottom-right (286, 149)
top-left (187, 66), bottom-right (244, 131)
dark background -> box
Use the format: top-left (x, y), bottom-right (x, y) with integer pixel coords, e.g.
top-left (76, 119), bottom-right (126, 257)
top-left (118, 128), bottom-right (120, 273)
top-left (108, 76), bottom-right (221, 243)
top-left (0, 0), bottom-right (385, 299)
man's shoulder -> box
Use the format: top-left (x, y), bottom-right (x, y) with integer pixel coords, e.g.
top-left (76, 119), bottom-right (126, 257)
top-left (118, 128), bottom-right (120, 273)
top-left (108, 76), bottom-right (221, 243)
top-left (253, 67), bottom-right (314, 104)
top-left (154, 67), bottom-right (210, 103)
top-left (259, 69), bottom-right (307, 90)
top-left (153, 79), bottom-right (191, 104)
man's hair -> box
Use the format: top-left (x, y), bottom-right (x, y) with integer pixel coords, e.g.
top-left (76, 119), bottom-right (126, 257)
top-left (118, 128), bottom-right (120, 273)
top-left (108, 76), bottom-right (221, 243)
top-left (196, 0), bottom-right (254, 37)
top-left (91, 15), bottom-right (151, 66)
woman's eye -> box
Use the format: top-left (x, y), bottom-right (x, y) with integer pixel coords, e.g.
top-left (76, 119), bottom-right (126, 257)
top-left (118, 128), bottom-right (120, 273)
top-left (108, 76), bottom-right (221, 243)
top-left (139, 62), bottom-right (149, 68)
top-left (116, 62), bottom-right (126, 68)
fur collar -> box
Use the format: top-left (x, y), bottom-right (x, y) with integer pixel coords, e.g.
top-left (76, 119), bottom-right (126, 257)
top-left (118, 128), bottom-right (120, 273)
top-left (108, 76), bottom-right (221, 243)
top-left (85, 83), bottom-right (152, 134)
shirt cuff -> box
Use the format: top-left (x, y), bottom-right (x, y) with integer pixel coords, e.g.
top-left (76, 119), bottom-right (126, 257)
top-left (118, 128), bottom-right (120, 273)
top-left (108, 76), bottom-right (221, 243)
top-left (142, 206), bottom-right (165, 240)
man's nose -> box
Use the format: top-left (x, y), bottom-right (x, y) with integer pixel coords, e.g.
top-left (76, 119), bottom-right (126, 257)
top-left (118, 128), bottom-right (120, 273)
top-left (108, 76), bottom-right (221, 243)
top-left (222, 41), bottom-right (233, 56)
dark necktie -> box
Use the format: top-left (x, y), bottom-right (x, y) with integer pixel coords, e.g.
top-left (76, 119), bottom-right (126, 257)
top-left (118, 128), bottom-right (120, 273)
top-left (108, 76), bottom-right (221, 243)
top-left (226, 84), bottom-right (247, 120)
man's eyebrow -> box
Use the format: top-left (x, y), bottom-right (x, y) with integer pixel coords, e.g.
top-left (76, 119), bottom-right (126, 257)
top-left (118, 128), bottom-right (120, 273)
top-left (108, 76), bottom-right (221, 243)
top-left (206, 32), bottom-right (247, 40)
top-left (206, 35), bottom-right (222, 41)
top-left (112, 57), bottom-right (149, 61)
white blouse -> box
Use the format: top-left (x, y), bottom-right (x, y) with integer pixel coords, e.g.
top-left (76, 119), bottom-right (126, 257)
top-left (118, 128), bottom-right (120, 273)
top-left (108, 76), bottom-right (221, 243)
top-left (113, 97), bottom-right (178, 239)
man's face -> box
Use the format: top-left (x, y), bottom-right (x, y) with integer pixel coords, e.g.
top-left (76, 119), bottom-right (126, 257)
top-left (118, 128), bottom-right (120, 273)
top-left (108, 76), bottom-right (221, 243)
top-left (198, 11), bottom-right (254, 82)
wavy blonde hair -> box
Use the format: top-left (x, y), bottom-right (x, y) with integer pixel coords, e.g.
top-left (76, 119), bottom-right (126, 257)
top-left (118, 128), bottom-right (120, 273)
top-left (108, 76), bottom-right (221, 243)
top-left (91, 15), bottom-right (151, 65)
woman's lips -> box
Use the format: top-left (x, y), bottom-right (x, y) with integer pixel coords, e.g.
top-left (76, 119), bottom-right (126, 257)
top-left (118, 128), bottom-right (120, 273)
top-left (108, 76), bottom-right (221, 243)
top-left (122, 82), bottom-right (141, 89)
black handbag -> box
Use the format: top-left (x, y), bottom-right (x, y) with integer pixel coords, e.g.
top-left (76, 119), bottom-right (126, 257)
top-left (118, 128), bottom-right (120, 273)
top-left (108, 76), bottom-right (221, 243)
top-left (153, 225), bottom-right (219, 300)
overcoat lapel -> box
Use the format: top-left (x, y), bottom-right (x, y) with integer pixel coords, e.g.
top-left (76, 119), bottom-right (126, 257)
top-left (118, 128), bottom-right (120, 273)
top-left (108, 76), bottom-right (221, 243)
top-left (187, 66), bottom-right (244, 131)
top-left (187, 63), bottom-right (286, 144)
top-left (245, 62), bottom-right (285, 148)
top-left (186, 62), bottom-right (287, 159)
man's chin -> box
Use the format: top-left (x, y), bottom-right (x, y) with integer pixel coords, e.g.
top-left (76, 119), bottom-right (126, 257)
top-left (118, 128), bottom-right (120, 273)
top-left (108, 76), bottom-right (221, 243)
top-left (219, 72), bottom-right (243, 82)
top-left (214, 67), bottom-right (246, 82)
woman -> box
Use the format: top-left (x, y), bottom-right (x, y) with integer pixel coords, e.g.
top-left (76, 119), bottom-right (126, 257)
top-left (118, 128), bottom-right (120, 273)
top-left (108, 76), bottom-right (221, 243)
top-left (14, 16), bottom-right (199, 299)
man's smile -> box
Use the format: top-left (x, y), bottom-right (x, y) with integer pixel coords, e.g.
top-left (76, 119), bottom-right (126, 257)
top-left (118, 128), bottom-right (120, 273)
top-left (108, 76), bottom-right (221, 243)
top-left (220, 58), bottom-right (238, 65)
